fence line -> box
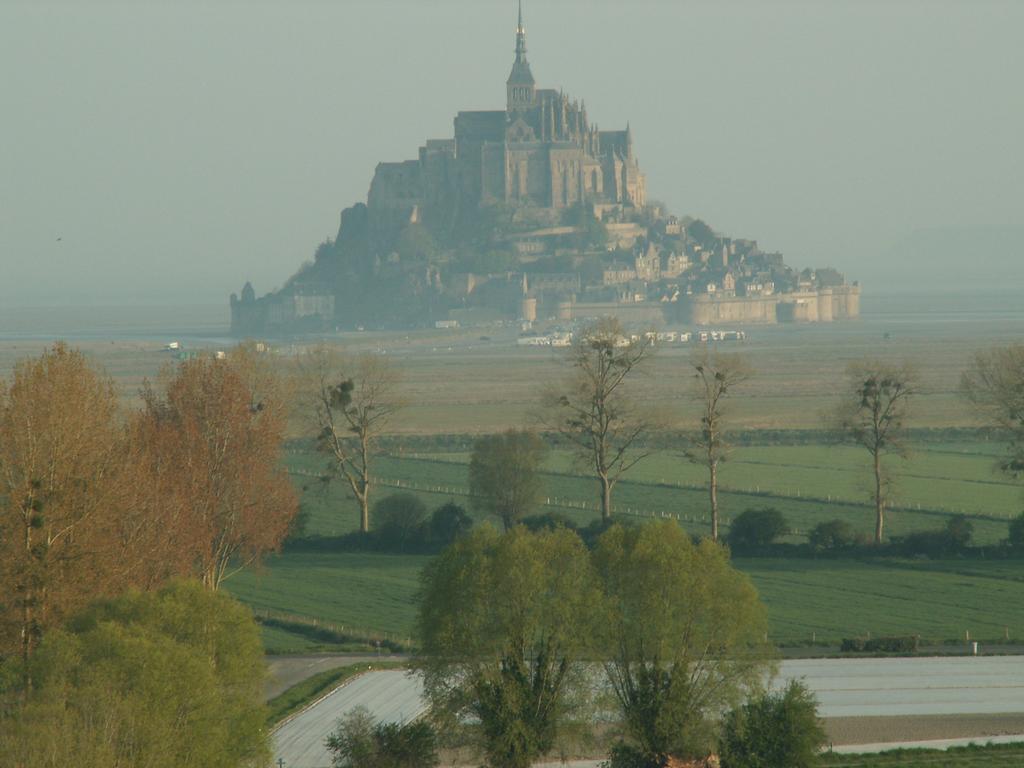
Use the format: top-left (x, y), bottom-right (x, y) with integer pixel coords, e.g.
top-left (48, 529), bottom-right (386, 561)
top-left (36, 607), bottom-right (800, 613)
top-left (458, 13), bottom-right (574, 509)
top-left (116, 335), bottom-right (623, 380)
top-left (291, 468), bottom-right (725, 528)
top-left (377, 455), bottom-right (1019, 522)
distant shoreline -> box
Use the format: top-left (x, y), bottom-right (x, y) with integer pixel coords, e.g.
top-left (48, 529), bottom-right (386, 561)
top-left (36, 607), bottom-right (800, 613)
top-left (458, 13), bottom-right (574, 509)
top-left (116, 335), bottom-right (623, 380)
top-left (1, 291), bottom-right (1021, 341)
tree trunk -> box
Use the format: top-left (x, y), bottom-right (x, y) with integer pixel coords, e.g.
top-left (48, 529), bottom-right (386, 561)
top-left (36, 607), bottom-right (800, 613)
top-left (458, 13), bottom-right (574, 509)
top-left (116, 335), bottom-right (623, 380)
top-left (600, 475), bottom-right (613, 522)
top-left (709, 460), bottom-right (719, 542)
top-left (21, 518), bottom-right (33, 694)
top-left (873, 450), bottom-right (884, 545)
top-left (359, 488), bottom-right (369, 533)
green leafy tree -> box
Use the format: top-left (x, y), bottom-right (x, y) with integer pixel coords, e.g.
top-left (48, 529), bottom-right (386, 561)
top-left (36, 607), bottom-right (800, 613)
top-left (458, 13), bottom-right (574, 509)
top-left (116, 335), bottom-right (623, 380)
top-left (426, 502), bottom-right (473, 547)
top-left (396, 224), bottom-right (438, 263)
top-left (1009, 512), bottom-right (1024, 549)
top-left (830, 361), bottom-right (914, 544)
top-left (546, 318), bottom-right (653, 521)
top-left (327, 706), bottom-right (439, 768)
top-left (593, 521), bottom-right (772, 763)
top-left (685, 219), bottom-right (716, 250)
top-left (415, 527), bottom-right (598, 768)
top-left (727, 508), bottom-right (788, 552)
top-left (469, 430), bottom-right (547, 530)
top-left (373, 493), bottom-right (428, 551)
top-left (0, 580), bottom-right (268, 768)
top-left (719, 681), bottom-right (826, 768)
top-left (807, 519), bottom-right (861, 551)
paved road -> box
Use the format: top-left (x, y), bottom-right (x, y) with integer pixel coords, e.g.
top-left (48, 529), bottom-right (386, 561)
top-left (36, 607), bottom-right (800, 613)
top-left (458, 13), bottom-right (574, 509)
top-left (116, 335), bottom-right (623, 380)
top-left (273, 670), bottom-right (425, 768)
top-left (272, 657), bottom-right (1024, 767)
top-left (775, 656), bottom-right (1024, 717)
top-left (265, 654), bottom-right (407, 700)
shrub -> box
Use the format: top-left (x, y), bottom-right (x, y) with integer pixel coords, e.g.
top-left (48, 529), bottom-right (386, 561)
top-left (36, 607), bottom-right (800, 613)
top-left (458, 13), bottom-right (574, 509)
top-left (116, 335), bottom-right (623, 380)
top-left (727, 508), bottom-right (788, 552)
top-left (373, 493), bottom-right (428, 552)
top-left (426, 502), bottom-right (473, 548)
top-left (896, 516), bottom-right (974, 557)
top-left (719, 681), bottom-right (825, 768)
top-left (808, 518), bottom-right (860, 551)
top-left (604, 742), bottom-right (660, 768)
top-left (326, 706), bottom-right (438, 768)
top-left (1009, 512), bottom-right (1024, 549)
top-left (520, 512), bottom-right (579, 533)
top-left (945, 515), bottom-right (974, 549)
top-left (840, 635), bottom-right (918, 653)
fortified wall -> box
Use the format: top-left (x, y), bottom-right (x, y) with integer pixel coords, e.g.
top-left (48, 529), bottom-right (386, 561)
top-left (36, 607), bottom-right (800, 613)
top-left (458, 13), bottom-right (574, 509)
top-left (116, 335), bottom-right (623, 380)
top-left (681, 284), bottom-right (860, 325)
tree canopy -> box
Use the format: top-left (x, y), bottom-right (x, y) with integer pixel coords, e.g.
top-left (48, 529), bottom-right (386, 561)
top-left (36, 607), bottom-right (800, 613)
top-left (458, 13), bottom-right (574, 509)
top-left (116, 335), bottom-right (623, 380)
top-left (468, 429), bottom-right (547, 530)
top-left (0, 581), bottom-right (268, 768)
top-left (592, 521), bottom-right (772, 762)
top-left (416, 526), bottom-right (599, 768)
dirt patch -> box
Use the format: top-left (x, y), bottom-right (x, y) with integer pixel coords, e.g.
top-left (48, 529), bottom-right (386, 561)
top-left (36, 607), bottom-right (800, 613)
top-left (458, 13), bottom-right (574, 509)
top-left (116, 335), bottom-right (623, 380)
top-left (823, 713), bottom-right (1024, 746)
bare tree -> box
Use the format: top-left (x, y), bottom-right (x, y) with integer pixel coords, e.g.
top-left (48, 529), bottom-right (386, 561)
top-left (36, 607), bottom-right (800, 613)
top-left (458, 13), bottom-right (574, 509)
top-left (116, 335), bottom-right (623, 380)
top-left (545, 318), bottom-right (652, 522)
top-left (305, 347), bottom-right (403, 533)
top-left (685, 349), bottom-right (752, 542)
top-left (831, 361), bottom-right (914, 545)
top-left (961, 344), bottom-right (1024, 477)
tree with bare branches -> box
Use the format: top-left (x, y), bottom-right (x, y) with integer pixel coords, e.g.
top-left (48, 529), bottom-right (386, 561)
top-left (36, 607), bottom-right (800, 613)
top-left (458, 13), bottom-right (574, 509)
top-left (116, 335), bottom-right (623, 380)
top-left (545, 318), bottom-right (652, 522)
top-left (960, 344), bottom-right (1024, 478)
top-left (831, 361), bottom-right (914, 545)
top-left (305, 347), bottom-right (403, 533)
top-left (685, 349), bottom-right (752, 542)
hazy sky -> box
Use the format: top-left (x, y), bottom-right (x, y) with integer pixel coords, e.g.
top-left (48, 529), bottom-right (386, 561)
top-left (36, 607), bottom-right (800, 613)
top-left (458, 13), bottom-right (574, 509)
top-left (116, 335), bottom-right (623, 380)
top-left (1, 0), bottom-right (1021, 309)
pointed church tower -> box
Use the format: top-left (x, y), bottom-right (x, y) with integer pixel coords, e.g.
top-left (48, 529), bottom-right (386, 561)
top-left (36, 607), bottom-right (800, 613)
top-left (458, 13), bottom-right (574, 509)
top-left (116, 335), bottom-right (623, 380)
top-left (506, 1), bottom-right (535, 112)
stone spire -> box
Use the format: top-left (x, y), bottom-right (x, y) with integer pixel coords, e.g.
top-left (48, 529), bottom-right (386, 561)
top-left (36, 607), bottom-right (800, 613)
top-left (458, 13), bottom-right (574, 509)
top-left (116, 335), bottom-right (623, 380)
top-left (506, 0), bottom-right (535, 110)
top-left (517, 0), bottom-right (525, 55)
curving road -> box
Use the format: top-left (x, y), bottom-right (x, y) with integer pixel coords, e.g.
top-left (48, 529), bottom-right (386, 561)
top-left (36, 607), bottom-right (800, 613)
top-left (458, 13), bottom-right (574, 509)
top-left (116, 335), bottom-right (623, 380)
top-left (272, 656), bottom-right (1024, 766)
top-left (273, 669), bottom-right (425, 768)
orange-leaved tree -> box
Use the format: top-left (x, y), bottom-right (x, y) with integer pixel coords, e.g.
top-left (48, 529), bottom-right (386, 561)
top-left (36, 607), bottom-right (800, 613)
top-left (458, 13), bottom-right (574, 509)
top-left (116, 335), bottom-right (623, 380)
top-left (138, 346), bottom-right (298, 589)
top-left (0, 343), bottom-right (123, 676)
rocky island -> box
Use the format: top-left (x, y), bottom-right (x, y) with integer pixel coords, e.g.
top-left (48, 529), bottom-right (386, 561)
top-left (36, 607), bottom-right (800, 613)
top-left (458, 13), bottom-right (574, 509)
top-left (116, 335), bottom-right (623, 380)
top-left (231, 6), bottom-right (858, 335)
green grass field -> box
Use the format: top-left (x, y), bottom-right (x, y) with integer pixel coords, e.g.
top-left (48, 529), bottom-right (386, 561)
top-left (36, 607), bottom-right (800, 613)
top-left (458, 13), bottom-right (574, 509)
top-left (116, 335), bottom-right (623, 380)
top-left (226, 551), bottom-right (1024, 647)
top-left (822, 743), bottom-right (1024, 767)
top-left (228, 553), bottom-right (430, 644)
top-left (289, 441), bottom-right (1022, 546)
top-left (224, 438), bottom-right (1024, 650)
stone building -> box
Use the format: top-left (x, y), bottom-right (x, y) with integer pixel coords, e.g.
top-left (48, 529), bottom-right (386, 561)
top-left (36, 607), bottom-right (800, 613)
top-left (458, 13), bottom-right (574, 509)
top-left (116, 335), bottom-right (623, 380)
top-left (367, 3), bottom-right (646, 231)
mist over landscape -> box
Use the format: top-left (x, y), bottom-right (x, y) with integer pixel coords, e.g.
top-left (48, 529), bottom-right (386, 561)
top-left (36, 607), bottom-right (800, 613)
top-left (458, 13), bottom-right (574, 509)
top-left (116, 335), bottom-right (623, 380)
top-left (5, 3), bottom-right (1024, 767)
top-left (2, 0), bottom-right (1021, 313)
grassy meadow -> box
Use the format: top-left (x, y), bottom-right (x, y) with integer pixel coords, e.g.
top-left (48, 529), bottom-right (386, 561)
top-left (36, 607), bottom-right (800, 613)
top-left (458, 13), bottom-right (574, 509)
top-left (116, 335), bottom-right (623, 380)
top-left (822, 744), bottom-right (1024, 767)
top-left (227, 549), bottom-right (1024, 648)
top-left (231, 435), bottom-right (1024, 650)
top-left (289, 443), bottom-right (1022, 545)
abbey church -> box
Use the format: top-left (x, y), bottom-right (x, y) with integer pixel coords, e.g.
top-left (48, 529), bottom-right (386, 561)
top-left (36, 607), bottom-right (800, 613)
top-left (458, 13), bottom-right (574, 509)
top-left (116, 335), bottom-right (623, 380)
top-left (368, 3), bottom-right (646, 227)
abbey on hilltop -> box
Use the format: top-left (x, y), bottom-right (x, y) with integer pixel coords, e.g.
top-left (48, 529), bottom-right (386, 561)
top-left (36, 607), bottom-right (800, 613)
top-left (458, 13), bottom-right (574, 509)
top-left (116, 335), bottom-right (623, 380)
top-left (231, 5), bottom-right (857, 334)
top-left (370, 2), bottom-right (645, 226)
